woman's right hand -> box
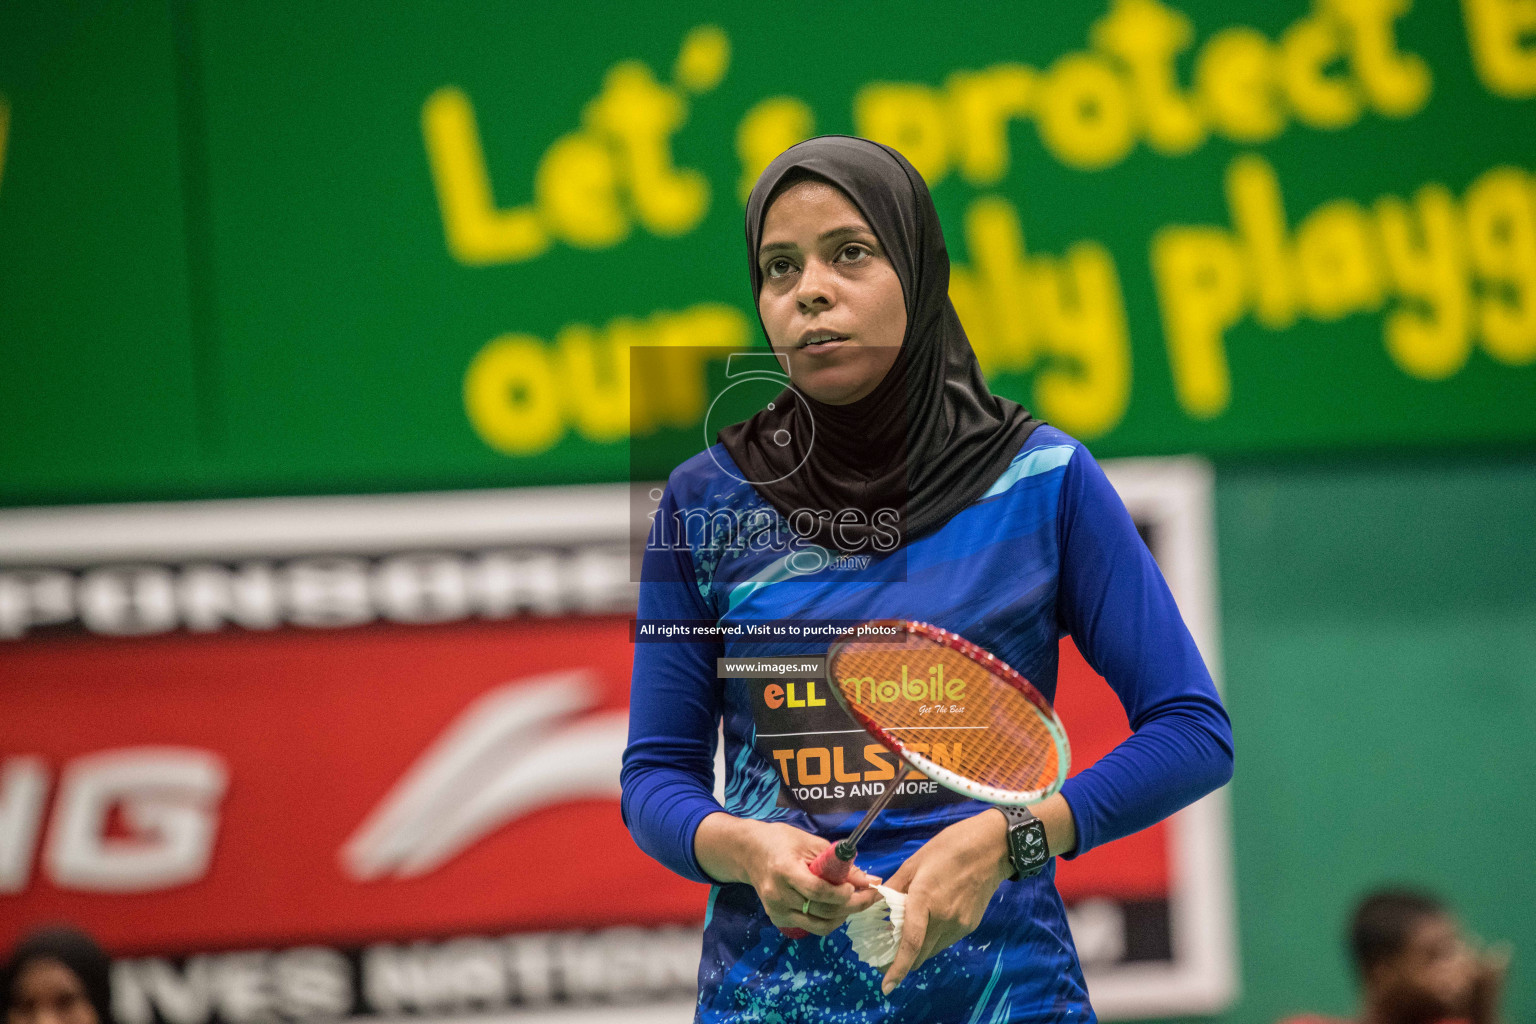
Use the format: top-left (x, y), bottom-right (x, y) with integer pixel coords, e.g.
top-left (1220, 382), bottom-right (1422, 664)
top-left (694, 812), bottom-right (884, 935)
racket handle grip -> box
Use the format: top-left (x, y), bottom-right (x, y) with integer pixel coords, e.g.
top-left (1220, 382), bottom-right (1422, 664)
top-left (808, 842), bottom-right (854, 883)
top-left (780, 844), bottom-right (856, 939)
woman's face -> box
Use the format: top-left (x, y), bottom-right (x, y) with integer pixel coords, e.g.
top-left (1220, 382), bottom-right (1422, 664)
top-left (7, 959), bottom-right (98, 1024)
top-left (756, 180), bottom-right (907, 405)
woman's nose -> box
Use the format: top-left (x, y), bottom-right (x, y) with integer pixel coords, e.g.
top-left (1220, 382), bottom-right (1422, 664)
top-left (795, 258), bottom-right (836, 311)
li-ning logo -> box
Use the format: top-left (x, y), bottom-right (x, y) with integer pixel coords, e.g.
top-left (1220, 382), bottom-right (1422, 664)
top-left (842, 664), bottom-right (968, 705)
top-left (341, 672), bottom-right (626, 880)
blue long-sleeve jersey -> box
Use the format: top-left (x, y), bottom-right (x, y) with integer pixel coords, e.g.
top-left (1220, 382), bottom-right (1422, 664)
top-left (622, 426), bottom-right (1233, 1023)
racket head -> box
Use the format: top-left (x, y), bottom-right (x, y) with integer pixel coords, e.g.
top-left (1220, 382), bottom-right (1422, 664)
top-left (825, 620), bottom-right (1070, 806)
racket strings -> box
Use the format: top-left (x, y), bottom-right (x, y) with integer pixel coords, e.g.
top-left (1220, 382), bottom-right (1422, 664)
top-left (831, 638), bottom-right (1061, 794)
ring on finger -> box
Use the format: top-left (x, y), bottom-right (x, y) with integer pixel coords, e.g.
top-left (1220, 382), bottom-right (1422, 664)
top-left (801, 897), bottom-right (812, 915)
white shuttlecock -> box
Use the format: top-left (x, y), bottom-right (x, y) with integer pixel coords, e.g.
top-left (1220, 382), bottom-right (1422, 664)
top-left (845, 884), bottom-right (907, 969)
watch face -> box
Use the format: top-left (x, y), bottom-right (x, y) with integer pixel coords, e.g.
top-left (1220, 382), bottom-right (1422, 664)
top-left (1022, 823), bottom-right (1045, 854)
top-left (1012, 819), bottom-right (1049, 875)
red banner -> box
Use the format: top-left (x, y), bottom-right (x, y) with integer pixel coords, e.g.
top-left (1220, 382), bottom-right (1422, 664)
top-left (0, 618), bottom-right (674, 951)
top-left (1, 619), bottom-right (1158, 955)
top-left (0, 473), bottom-right (1231, 1020)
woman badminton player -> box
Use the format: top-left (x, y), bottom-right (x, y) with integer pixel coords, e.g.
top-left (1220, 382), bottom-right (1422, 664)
top-left (621, 136), bottom-right (1234, 1022)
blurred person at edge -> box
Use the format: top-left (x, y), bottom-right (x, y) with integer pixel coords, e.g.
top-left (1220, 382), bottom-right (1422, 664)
top-left (3, 928), bottom-right (115, 1024)
top-left (1280, 888), bottom-right (1510, 1024)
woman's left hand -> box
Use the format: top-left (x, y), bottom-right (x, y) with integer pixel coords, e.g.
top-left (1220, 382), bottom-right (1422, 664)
top-left (878, 809), bottom-right (1012, 995)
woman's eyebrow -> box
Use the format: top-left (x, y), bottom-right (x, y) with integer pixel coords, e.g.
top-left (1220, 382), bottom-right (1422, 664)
top-left (758, 224), bottom-right (876, 257)
top-left (817, 224), bottom-right (875, 245)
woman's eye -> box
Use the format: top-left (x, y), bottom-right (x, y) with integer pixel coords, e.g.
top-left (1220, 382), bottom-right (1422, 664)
top-left (765, 257), bottom-right (795, 278)
top-left (838, 244), bottom-right (871, 263)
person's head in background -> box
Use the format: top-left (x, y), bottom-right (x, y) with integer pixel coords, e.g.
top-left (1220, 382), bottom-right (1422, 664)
top-left (1350, 888), bottom-right (1505, 1024)
top-left (2, 928), bottom-right (114, 1024)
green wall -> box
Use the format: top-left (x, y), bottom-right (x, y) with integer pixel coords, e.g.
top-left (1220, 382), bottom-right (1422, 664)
top-left (2, 1), bottom-right (1535, 504)
top-left (0, 2), bottom-right (204, 498)
top-left (1187, 452), bottom-right (1536, 1024)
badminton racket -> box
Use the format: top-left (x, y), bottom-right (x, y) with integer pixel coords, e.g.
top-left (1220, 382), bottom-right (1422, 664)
top-left (781, 619), bottom-right (1070, 938)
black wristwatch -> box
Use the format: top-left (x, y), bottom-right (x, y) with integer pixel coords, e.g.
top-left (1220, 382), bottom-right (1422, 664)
top-left (997, 806), bottom-right (1050, 879)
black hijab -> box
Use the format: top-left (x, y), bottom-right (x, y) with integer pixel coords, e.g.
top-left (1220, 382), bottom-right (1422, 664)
top-left (2, 927), bottom-right (115, 1024)
top-left (718, 136), bottom-right (1038, 553)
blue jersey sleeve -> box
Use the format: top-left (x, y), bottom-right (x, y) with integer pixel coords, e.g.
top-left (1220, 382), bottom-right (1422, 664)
top-left (1054, 445), bottom-right (1234, 857)
top-left (619, 483), bottom-right (727, 884)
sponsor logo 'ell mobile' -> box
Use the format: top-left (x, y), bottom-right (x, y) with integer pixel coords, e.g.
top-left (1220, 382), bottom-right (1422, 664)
top-left (842, 663), bottom-right (968, 705)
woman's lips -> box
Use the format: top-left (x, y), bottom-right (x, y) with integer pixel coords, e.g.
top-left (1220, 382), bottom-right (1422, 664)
top-left (799, 335), bottom-right (849, 352)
